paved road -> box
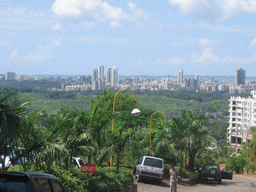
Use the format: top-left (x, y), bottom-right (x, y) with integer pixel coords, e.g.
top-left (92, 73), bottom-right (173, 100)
top-left (136, 175), bottom-right (256, 192)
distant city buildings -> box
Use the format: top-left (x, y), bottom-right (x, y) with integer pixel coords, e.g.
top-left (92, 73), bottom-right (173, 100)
top-left (235, 68), bottom-right (245, 86)
top-left (111, 66), bottom-right (118, 87)
top-left (3, 68), bottom-right (256, 95)
top-left (6, 71), bottom-right (15, 81)
top-left (178, 69), bottom-right (183, 86)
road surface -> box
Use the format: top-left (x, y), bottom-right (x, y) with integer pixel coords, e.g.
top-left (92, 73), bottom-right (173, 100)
top-left (136, 175), bottom-right (256, 192)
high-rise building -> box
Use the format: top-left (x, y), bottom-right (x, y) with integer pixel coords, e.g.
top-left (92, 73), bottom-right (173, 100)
top-left (92, 67), bottom-right (98, 81)
top-left (106, 68), bottom-right (111, 84)
top-left (178, 69), bottom-right (183, 86)
top-left (111, 66), bottom-right (118, 86)
top-left (235, 68), bottom-right (245, 86)
top-left (6, 71), bottom-right (15, 81)
top-left (227, 90), bottom-right (256, 153)
top-left (98, 65), bottom-right (104, 80)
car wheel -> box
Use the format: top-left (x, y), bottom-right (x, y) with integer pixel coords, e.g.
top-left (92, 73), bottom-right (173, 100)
top-left (136, 174), bottom-right (142, 183)
top-left (158, 179), bottom-right (162, 186)
top-left (218, 179), bottom-right (221, 184)
top-left (209, 168), bottom-right (216, 175)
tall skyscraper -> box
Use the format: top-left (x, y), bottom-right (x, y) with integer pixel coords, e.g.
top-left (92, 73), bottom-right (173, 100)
top-left (111, 66), bottom-right (118, 86)
top-left (178, 69), bottom-right (183, 86)
top-left (92, 67), bottom-right (98, 81)
top-left (6, 71), bottom-right (15, 81)
top-left (98, 65), bottom-right (104, 80)
top-left (106, 68), bottom-right (111, 84)
top-left (235, 68), bottom-right (245, 86)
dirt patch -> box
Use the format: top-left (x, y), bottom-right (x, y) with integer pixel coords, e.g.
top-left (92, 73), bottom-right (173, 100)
top-left (234, 172), bottom-right (256, 179)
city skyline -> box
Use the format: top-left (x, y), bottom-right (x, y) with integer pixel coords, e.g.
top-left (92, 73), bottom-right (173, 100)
top-left (1, 0), bottom-right (256, 76)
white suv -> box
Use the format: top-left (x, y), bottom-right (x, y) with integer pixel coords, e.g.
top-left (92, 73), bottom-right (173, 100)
top-left (135, 156), bottom-right (164, 185)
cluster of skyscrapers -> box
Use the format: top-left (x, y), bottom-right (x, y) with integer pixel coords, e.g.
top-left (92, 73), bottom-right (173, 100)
top-left (92, 65), bottom-right (118, 90)
top-left (177, 69), bottom-right (199, 91)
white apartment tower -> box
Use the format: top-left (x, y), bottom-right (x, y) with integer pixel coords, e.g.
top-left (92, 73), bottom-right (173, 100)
top-left (98, 65), bottom-right (104, 80)
top-left (111, 66), bottom-right (118, 86)
top-left (227, 90), bottom-right (256, 152)
top-left (178, 69), bottom-right (183, 86)
top-left (92, 67), bottom-right (98, 81)
top-left (106, 68), bottom-right (111, 84)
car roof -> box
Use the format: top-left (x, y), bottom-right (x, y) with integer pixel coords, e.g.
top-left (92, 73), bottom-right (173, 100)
top-left (142, 156), bottom-right (163, 160)
top-left (0, 171), bottom-right (59, 180)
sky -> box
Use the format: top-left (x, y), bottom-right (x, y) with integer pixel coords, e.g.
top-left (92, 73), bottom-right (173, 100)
top-left (1, 0), bottom-right (256, 76)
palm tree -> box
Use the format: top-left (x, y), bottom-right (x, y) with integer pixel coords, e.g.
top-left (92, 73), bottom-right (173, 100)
top-left (0, 92), bottom-right (27, 170)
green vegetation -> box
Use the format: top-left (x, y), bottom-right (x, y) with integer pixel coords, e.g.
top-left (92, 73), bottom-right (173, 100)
top-left (1, 88), bottom-right (256, 191)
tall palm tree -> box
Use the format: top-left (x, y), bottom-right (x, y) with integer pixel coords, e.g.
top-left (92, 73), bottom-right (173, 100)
top-left (0, 93), bottom-right (27, 170)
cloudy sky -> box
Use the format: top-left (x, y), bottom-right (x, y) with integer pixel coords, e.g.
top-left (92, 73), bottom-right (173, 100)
top-left (1, 0), bottom-right (256, 76)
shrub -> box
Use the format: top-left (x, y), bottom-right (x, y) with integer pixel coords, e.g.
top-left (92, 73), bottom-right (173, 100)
top-left (226, 155), bottom-right (247, 174)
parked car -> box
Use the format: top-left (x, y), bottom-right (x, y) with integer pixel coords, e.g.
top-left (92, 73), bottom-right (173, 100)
top-left (135, 156), bottom-right (164, 185)
top-left (0, 155), bottom-right (11, 171)
top-left (199, 163), bottom-right (233, 184)
top-left (0, 171), bottom-right (66, 192)
top-left (71, 157), bottom-right (86, 168)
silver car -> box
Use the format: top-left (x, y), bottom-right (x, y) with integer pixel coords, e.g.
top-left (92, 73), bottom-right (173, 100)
top-left (135, 156), bottom-right (164, 185)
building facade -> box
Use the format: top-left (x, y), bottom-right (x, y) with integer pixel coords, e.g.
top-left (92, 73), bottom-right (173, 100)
top-left (178, 69), bottom-right (183, 86)
top-left (227, 90), bottom-right (256, 152)
top-left (98, 65), bottom-right (104, 80)
top-left (6, 71), bottom-right (15, 81)
top-left (235, 68), bottom-right (245, 86)
top-left (111, 66), bottom-right (118, 86)
top-left (106, 68), bottom-right (111, 84)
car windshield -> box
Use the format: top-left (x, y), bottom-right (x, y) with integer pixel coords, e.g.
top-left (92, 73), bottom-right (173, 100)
top-left (204, 164), bottom-right (219, 170)
top-left (0, 175), bottom-right (29, 192)
top-left (143, 158), bottom-right (162, 168)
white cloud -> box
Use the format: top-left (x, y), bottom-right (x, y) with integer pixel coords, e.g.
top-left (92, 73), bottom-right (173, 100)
top-left (135, 59), bottom-right (147, 65)
top-left (250, 38), bottom-right (256, 47)
top-left (9, 50), bottom-right (19, 59)
top-left (8, 39), bottom-right (61, 62)
top-left (192, 48), bottom-right (219, 64)
top-left (51, 0), bottom-right (146, 27)
top-left (169, 0), bottom-right (256, 21)
top-left (50, 23), bottom-right (61, 30)
top-left (0, 41), bottom-right (9, 45)
top-left (168, 57), bottom-right (184, 64)
top-left (82, 21), bottom-right (96, 28)
top-left (155, 58), bottom-right (184, 65)
top-left (128, 2), bottom-right (136, 11)
top-left (192, 47), bottom-right (256, 65)
top-left (110, 20), bottom-right (120, 28)
top-left (199, 38), bottom-right (215, 46)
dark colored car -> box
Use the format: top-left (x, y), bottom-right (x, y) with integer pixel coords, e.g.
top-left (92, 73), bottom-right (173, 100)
top-left (0, 171), bottom-right (66, 192)
top-left (200, 163), bottom-right (233, 184)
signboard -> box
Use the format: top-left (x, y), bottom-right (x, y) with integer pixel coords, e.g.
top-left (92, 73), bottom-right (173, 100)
top-left (81, 164), bottom-right (96, 173)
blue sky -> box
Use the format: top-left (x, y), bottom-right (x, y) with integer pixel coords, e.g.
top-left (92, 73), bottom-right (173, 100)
top-left (1, 0), bottom-right (256, 76)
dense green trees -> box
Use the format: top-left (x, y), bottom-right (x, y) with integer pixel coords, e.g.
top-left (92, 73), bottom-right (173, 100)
top-left (1, 89), bottom-right (256, 178)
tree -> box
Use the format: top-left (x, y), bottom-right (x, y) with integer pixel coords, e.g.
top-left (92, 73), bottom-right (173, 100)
top-left (0, 92), bottom-right (27, 170)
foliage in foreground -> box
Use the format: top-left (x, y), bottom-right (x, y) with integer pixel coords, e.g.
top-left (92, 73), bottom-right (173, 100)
top-left (9, 165), bottom-right (133, 192)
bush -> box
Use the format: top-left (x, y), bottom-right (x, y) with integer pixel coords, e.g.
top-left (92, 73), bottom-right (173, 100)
top-left (8, 164), bottom-right (134, 192)
top-left (226, 155), bottom-right (247, 174)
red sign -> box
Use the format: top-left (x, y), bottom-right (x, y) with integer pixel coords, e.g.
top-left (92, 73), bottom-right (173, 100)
top-left (81, 164), bottom-right (96, 173)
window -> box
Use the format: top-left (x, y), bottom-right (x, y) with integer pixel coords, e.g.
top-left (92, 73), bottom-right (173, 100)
top-left (0, 175), bottom-right (29, 192)
top-left (51, 179), bottom-right (64, 192)
top-left (38, 179), bottom-right (51, 192)
top-left (143, 158), bottom-right (162, 168)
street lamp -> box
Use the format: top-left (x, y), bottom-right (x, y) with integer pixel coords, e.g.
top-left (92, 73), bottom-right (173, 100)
top-left (149, 111), bottom-right (167, 154)
top-left (110, 89), bottom-right (141, 167)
